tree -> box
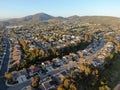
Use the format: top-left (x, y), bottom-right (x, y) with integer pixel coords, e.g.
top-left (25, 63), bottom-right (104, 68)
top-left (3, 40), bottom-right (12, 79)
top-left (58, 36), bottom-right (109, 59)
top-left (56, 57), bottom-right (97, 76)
top-left (4, 72), bottom-right (12, 80)
top-left (99, 85), bottom-right (111, 90)
top-left (19, 37), bottom-right (28, 53)
top-left (29, 65), bottom-right (36, 72)
top-left (19, 61), bottom-right (27, 69)
top-left (63, 79), bottom-right (70, 89)
top-left (57, 85), bottom-right (65, 90)
top-left (39, 49), bottom-right (45, 57)
top-left (78, 62), bottom-right (91, 76)
top-left (34, 75), bottom-right (40, 82)
top-left (4, 72), bottom-right (13, 83)
top-left (69, 83), bottom-right (77, 90)
top-left (31, 81), bottom-right (39, 88)
top-left (31, 75), bottom-right (40, 88)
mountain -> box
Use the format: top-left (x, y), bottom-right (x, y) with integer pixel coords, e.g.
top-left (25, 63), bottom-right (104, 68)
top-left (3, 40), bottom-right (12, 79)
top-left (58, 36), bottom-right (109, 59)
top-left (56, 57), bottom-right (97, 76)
top-left (67, 16), bottom-right (120, 25)
top-left (0, 13), bottom-right (120, 26)
top-left (67, 15), bottom-right (80, 20)
top-left (0, 13), bottom-right (54, 26)
top-left (22, 13), bottom-right (54, 21)
top-left (0, 18), bottom-right (10, 21)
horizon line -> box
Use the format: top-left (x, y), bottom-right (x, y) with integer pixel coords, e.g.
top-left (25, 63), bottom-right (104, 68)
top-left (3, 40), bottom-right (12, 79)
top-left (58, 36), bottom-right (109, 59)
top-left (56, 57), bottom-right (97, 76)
top-left (0, 12), bottom-right (120, 20)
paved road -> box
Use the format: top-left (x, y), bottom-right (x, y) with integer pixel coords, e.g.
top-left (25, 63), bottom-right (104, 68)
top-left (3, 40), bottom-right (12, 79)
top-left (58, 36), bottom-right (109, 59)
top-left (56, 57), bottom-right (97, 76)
top-left (0, 38), bottom-right (10, 90)
top-left (7, 61), bottom-right (77, 90)
top-left (41, 61), bottom-right (77, 79)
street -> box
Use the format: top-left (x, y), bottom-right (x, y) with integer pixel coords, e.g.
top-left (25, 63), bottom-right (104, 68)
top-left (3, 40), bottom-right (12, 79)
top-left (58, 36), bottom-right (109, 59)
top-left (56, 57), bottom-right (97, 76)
top-left (7, 61), bottom-right (77, 90)
top-left (0, 38), bottom-right (10, 90)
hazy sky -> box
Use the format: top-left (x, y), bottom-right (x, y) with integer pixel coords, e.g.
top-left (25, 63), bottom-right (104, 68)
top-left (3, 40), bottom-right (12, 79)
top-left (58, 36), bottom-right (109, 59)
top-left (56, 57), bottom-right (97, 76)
top-left (0, 0), bottom-right (120, 19)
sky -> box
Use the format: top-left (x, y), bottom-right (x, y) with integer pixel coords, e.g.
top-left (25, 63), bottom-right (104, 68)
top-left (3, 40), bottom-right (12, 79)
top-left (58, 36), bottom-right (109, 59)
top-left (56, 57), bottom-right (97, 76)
top-left (0, 0), bottom-right (120, 19)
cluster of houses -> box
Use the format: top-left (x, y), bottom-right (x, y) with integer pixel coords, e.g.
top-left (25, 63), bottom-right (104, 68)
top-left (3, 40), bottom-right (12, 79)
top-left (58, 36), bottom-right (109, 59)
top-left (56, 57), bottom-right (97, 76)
top-left (6, 25), bottom-right (23, 29)
top-left (80, 41), bottom-right (115, 67)
top-left (0, 40), bottom-right (6, 70)
top-left (10, 52), bottom-right (79, 84)
top-left (32, 32), bottom-right (81, 50)
top-left (8, 28), bottom-right (116, 87)
top-left (8, 35), bottom-right (99, 85)
top-left (116, 36), bottom-right (120, 42)
top-left (11, 41), bottom-right (22, 67)
top-left (11, 68), bottom-right (28, 83)
top-left (7, 26), bottom-right (82, 53)
top-left (93, 42), bottom-right (114, 66)
top-left (23, 67), bottom-right (77, 90)
top-left (81, 39), bottom-right (103, 56)
top-left (38, 71), bottom-right (67, 90)
top-left (41, 53), bottom-right (79, 72)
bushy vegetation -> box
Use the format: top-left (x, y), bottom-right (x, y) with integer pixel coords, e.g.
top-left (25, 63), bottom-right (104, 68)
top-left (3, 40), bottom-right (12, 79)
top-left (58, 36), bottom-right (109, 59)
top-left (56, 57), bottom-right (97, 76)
top-left (31, 75), bottom-right (40, 88)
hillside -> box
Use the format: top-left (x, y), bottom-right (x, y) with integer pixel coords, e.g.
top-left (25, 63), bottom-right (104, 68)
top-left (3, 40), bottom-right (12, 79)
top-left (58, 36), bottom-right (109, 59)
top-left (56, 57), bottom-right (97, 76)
top-left (0, 13), bottom-right (120, 26)
top-left (0, 13), bottom-right (54, 26)
top-left (68, 16), bottom-right (120, 25)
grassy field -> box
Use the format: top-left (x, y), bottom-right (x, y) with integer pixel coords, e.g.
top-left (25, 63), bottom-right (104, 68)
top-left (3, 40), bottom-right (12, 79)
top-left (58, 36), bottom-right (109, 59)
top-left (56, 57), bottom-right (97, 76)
top-left (102, 55), bottom-right (120, 89)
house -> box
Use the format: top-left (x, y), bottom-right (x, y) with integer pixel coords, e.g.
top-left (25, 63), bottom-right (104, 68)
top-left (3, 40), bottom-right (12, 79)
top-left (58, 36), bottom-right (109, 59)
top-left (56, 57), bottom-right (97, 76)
top-left (46, 66), bottom-right (54, 72)
top-left (44, 61), bottom-right (54, 72)
top-left (19, 68), bottom-right (28, 76)
top-left (69, 53), bottom-right (79, 61)
top-left (17, 75), bottom-right (27, 84)
top-left (62, 56), bottom-right (69, 64)
top-left (29, 45), bottom-right (35, 51)
top-left (40, 80), bottom-right (56, 90)
top-left (29, 65), bottom-right (40, 76)
top-left (44, 61), bottom-right (51, 66)
top-left (11, 71), bottom-right (18, 81)
top-left (82, 50), bottom-right (88, 56)
top-left (41, 63), bottom-right (46, 70)
top-left (52, 58), bottom-right (63, 66)
top-left (65, 55), bottom-right (73, 62)
top-left (52, 74), bottom-right (65, 85)
top-left (12, 44), bottom-right (22, 66)
top-left (11, 69), bottom-right (27, 83)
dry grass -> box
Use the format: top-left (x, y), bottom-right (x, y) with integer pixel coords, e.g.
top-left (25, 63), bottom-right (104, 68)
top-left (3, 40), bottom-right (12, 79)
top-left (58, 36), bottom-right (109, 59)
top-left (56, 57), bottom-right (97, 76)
top-left (102, 55), bottom-right (120, 89)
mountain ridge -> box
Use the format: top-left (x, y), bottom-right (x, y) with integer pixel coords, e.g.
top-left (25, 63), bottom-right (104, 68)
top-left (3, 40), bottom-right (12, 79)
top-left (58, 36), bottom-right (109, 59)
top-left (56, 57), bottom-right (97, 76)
top-left (0, 13), bottom-right (120, 26)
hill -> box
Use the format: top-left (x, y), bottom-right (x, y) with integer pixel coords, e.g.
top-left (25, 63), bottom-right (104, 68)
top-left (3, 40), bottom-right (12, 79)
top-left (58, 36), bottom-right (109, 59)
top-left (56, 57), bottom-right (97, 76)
top-left (68, 16), bottom-right (120, 25)
top-left (0, 13), bottom-right (120, 26)
top-left (0, 13), bottom-right (54, 26)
